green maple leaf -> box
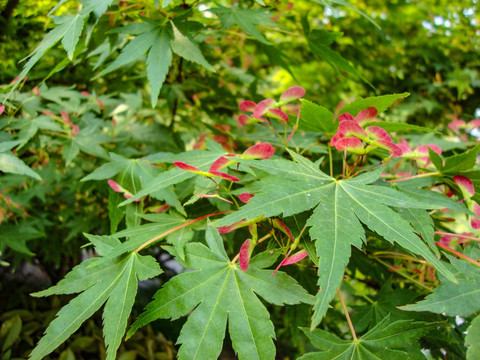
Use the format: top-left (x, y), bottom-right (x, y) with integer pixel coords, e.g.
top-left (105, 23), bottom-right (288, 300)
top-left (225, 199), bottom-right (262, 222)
top-left (401, 252), bottom-right (480, 317)
top-left (211, 5), bottom-right (277, 44)
top-left (9, 13), bottom-right (86, 95)
top-left (215, 151), bottom-right (455, 329)
top-left (82, 152), bottom-right (185, 217)
top-left (351, 278), bottom-right (418, 332)
top-left (29, 237), bottom-right (162, 360)
top-left (299, 316), bottom-right (438, 360)
top-left (127, 225), bottom-right (314, 360)
top-left (466, 316), bottom-right (480, 360)
top-left (100, 21), bottom-right (213, 107)
top-left (0, 153), bottom-right (42, 180)
top-left (99, 24), bottom-right (172, 107)
top-left (120, 149), bottom-right (226, 205)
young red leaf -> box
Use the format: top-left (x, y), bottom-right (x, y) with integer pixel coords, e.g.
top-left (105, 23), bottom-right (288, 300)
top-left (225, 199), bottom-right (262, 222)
top-left (253, 99), bottom-right (275, 119)
top-left (417, 144), bottom-right (442, 156)
top-left (197, 194), bottom-right (233, 204)
top-left (239, 100), bottom-right (256, 112)
top-left (239, 239), bottom-right (253, 271)
top-left (214, 124), bottom-right (231, 133)
top-left (209, 171), bottom-right (239, 182)
top-left (173, 161), bottom-right (201, 172)
top-left (365, 126), bottom-right (392, 142)
top-left (375, 140), bottom-right (403, 157)
top-left (330, 133), bottom-right (341, 147)
top-left (272, 250), bottom-right (308, 276)
top-left (471, 202), bottom-right (480, 229)
top-left (237, 114), bottom-right (250, 126)
top-left (337, 120), bottom-right (369, 141)
top-left (209, 156), bottom-right (234, 172)
top-left (268, 108), bottom-right (289, 123)
top-left (61, 110), bottom-right (72, 126)
top-left (71, 125), bottom-right (80, 136)
top-left (468, 119), bottom-right (480, 127)
top-left (281, 250), bottom-right (308, 266)
top-left (355, 107), bottom-right (378, 124)
top-left (334, 137), bottom-right (365, 153)
top-left (272, 219), bottom-right (294, 242)
top-left (398, 138), bottom-right (412, 154)
top-left (42, 110), bottom-right (56, 118)
top-left (417, 144), bottom-right (442, 164)
top-left (123, 193), bottom-right (141, 202)
top-left (150, 204), bottom-right (170, 213)
top-left (454, 175), bottom-right (475, 198)
top-left (238, 193), bottom-right (254, 203)
top-left (448, 118), bottom-right (465, 132)
top-left (338, 113), bottom-right (356, 123)
top-left (218, 220), bottom-right (248, 233)
top-left (242, 142), bottom-right (275, 159)
top-left (280, 86), bottom-right (305, 103)
top-left (108, 179), bottom-right (123, 193)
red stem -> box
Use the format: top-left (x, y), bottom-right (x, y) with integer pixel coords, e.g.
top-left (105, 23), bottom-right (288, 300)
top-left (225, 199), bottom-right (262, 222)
top-left (134, 211), bottom-right (229, 253)
top-left (434, 231), bottom-right (480, 242)
top-left (435, 241), bottom-right (480, 268)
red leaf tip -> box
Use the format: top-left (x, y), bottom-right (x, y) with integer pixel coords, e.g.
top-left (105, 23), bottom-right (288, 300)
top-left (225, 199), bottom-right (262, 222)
top-left (242, 143), bottom-right (275, 160)
top-left (108, 179), bottom-right (122, 193)
top-left (238, 193), bottom-right (254, 203)
top-left (454, 175), bottom-right (475, 198)
top-left (280, 86), bottom-right (305, 102)
top-left (239, 239), bottom-right (253, 271)
top-left (173, 161), bottom-right (201, 172)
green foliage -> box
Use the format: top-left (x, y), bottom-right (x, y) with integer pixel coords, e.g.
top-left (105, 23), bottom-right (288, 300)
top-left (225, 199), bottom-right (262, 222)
top-left (30, 251), bottom-right (161, 360)
top-left (128, 226), bottom-right (313, 360)
top-left (300, 316), bottom-right (439, 359)
top-left (2, 0), bottom-right (480, 359)
top-left (466, 315), bottom-right (480, 360)
top-left (402, 254), bottom-right (480, 317)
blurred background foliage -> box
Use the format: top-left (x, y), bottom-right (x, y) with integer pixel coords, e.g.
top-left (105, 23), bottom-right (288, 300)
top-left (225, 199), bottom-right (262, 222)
top-left (1, 0), bottom-right (479, 358)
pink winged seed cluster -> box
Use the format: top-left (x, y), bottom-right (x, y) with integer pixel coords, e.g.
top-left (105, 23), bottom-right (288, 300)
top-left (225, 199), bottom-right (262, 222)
top-left (397, 140), bottom-right (442, 167)
top-left (330, 107), bottom-right (403, 157)
top-left (173, 142), bottom-right (275, 182)
top-left (453, 175), bottom-right (480, 229)
top-left (237, 86), bottom-right (305, 126)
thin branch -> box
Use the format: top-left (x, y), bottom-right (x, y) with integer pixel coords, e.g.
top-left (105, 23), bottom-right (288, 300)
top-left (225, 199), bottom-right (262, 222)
top-left (387, 171), bottom-right (440, 183)
top-left (374, 257), bottom-right (432, 291)
top-left (434, 231), bottom-right (480, 242)
top-left (134, 211), bottom-right (229, 253)
top-left (336, 288), bottom-right (358, 342)
top-left (435, 241), bottom-right (480, 268)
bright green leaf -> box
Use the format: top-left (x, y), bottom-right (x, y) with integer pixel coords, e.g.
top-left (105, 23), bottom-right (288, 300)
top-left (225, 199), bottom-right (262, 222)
top-left (0, 153), bottom-right (42, 180)
top-left (300, 316), bottom-right (437, 360)
top-left (30, 253), bottom-right (161, 360)
top-left (362, 121), bottom-right (440, 134)
top-left (147, 30), bottom-right (172, 107)
top-left (211, 5), bottom-right (276, 44)
top-left (339, 93), bottom-right (410, 117)
top-left (466, 316), bottom-right (480, 360)
top-left (170, 22), bottom-right (214, 72)
top-left (299, 99), bottom-right (336, 134)
top-left (127, 227), bottom-right (313, 360)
